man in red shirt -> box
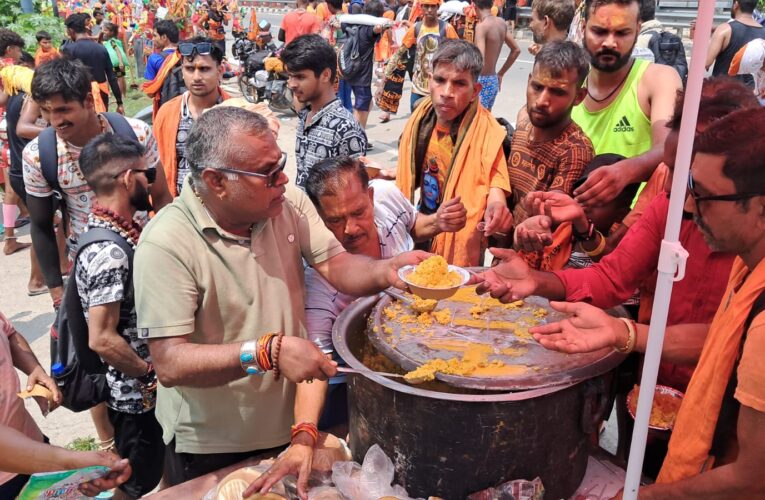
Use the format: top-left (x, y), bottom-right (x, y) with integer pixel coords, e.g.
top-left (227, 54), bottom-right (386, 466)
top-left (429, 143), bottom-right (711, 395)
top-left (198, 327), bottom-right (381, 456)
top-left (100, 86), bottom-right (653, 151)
top-left (280, 0), bottom-right (322, 45)
top-left (476, 78), bottom-right (759, 392)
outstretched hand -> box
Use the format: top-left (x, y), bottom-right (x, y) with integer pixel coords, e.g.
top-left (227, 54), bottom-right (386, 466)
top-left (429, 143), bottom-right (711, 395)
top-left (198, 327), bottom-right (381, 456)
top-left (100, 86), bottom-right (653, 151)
top-left (573, 162), bottom-right (629, 208)
top-left (513, 215), bottom-right (553, 252)
top-left (474, 248), bottom-right (536, 302)
top-left (530, 301), bottom-right (623, 354)
top-left (524, 191), bottom-right (586, 226)
top-left (245, 441), bottom-right (314, 500)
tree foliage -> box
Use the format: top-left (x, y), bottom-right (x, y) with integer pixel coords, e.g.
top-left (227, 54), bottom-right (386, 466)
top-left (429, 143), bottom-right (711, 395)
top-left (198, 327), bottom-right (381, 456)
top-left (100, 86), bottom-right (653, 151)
top-left (1, 0), bottom-right (65, 53)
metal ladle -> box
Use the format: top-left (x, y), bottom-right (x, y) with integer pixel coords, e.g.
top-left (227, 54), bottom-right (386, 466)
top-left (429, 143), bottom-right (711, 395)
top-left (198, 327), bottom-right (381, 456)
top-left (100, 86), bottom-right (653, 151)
top-left (382, 288), bottom-right (438, 313)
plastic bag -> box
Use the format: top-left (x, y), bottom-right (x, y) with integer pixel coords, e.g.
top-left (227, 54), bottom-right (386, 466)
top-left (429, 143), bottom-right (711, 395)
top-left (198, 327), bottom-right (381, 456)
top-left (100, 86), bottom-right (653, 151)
top-left (467, 477), bottom-right (545, 500)
top-left (332, 444), bottom-right (416, 500)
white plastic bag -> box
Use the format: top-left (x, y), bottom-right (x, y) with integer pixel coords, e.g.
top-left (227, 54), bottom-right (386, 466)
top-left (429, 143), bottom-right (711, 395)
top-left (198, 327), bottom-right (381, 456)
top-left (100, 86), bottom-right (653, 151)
top-left (331, 445), bottom-right (416, 500)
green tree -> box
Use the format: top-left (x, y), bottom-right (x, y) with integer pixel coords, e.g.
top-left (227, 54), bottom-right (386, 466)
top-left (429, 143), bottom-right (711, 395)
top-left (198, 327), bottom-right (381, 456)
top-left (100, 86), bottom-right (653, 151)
top-left (1, 0), bottom-right (65, 52)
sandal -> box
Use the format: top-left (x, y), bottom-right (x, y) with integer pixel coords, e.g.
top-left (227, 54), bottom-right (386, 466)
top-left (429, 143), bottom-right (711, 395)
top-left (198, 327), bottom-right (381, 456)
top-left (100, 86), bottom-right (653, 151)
top-left (28, 286), bottom-right (48, 296)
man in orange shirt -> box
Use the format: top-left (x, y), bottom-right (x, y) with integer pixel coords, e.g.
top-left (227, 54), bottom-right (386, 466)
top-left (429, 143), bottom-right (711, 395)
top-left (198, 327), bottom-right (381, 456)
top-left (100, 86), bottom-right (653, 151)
top-left (279, 0), bottom-right (322, 45)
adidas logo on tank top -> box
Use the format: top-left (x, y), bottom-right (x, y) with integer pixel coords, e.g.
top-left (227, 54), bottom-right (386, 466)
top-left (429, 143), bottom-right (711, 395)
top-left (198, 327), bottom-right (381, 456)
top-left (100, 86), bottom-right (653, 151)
top-left (613, 116), bottom-right (635, 132)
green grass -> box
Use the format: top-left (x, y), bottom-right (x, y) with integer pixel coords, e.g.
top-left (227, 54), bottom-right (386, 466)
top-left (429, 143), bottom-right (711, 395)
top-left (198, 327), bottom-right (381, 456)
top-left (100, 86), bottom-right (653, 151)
top-left (123, 77), bottom-right (152, 118)
top-left (66, 436), bottom-right (99, 452)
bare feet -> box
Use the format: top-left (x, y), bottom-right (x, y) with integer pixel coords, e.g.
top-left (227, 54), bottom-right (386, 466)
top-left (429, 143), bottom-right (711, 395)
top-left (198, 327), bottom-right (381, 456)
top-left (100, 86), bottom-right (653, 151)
top-left (379, 112), bottom-right (391, 123)
top-left (4, 237), bottom-right (32, 255)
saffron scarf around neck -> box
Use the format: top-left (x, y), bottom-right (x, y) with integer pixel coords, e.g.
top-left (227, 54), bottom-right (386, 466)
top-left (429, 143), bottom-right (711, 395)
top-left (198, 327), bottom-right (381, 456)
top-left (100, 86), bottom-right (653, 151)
top-left (142, 50), bottom-right (182, 118)
top-left (657, 256), bottom-right (765, 483)
top-left (396, 97), bottom-right (507, 266)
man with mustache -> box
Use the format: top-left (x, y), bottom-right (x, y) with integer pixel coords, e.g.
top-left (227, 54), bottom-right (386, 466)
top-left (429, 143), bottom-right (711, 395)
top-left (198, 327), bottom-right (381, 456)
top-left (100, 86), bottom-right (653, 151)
top-left (75, 134), bottom-right (165, 499)
top-left (570, 0), bottom-right (682, 210)
top-left (497, 107), bottom-right (765, 500)
top-left (22, 57), bottom-right (171, 308)
top-left (153, 37), bottom-right (229, 197)
top-left (133, 107), bottom-right (427, 491)
top-left (396, 40), bottom-right (512, 267)
top-left (508, 40), bottom-right (592, 226)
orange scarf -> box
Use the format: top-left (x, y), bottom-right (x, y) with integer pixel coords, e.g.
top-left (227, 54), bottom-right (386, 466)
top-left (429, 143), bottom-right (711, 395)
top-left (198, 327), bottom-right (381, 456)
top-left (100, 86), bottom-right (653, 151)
top-left (396, 97), bottom-right (508, 266)
top-left (142, 50), bottom-right (182, 120)
top-left (153, 89), bottom-right (230, 197)
top-left (658, 256), bottom-right (765, 482)
top-left (91, 81), bottom-right (109, 113)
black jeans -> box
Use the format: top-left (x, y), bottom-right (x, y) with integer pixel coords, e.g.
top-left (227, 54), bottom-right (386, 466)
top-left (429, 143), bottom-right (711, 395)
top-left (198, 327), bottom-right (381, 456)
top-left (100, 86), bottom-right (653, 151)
top-left (108, 408), bottom-right (165, 497)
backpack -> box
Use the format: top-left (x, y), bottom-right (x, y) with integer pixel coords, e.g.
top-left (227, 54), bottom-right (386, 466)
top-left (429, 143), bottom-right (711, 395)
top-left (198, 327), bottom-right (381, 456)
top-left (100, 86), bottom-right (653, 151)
top-left (39, 112), bottom-right (138, 200)
top-left (338, 25), bottom-right (375, 81)
top-left (50, 228), bottom-right (135, 412)
top-left (158, 51), bottom-right (188, 107)
top-left (647, 30), bottom-right (688, 85)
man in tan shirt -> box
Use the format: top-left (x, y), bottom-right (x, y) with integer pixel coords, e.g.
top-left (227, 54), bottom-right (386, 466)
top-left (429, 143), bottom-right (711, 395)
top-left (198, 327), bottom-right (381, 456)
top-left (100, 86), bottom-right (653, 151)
top-left (134, 107), bottom-right (425, 490)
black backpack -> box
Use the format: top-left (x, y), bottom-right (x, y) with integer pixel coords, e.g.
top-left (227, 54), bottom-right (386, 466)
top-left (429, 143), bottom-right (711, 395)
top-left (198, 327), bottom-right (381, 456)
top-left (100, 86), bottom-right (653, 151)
top-left (339, 25), bottom-right (375, 82)
top-left (647, 30), bottom-right (688, 85)
top-left (50, 228), bottom-right (135, 412)
top-left (158, 52), bottom-right (187, 107)
top-left (39, 112), bottom-right (138, 200)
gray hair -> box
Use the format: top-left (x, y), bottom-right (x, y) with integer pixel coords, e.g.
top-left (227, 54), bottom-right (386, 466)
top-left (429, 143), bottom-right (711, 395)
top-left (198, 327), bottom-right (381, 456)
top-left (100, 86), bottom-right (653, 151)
top-left (431, 40), bottom-right (483, 82)
top-left (534, 40), bottom-right (591, 86)
top-left (305, 156), bottom-right (369, 210)
top-left (186, 106), bottom-right (271, 191)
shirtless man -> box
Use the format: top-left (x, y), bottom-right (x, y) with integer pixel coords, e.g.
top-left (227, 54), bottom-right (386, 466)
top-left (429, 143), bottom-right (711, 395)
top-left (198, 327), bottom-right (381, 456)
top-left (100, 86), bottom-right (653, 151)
top-left (473, 0), bottom-right (521, 110)
top-left (570, 0), bottom-right (681, 208)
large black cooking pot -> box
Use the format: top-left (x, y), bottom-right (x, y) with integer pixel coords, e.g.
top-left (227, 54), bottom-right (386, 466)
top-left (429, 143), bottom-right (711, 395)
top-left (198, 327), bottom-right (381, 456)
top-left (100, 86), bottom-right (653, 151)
top-left (333, 295), bottom-right (623, 499)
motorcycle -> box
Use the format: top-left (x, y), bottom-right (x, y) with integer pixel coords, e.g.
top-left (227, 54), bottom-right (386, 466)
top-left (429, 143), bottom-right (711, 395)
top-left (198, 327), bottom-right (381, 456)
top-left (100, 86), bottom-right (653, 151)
top-left (232, 30), bottom-right (293, 112)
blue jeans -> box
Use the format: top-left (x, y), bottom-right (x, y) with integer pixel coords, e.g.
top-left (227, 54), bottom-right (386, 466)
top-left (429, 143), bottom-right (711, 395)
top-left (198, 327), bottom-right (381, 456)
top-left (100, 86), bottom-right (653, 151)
top-left (337, 79), bottom-right (353, 111)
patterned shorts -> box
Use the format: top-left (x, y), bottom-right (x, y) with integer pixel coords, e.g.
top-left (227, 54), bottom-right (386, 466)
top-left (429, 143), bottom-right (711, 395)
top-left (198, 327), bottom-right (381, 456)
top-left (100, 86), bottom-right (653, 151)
top-left (478, 74), bottom-right (499, 111)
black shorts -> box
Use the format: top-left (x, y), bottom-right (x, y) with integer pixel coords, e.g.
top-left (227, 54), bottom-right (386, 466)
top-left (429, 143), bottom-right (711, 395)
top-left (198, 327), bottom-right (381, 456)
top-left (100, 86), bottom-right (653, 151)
top-left (503, 4), bottom-right (517, 21)
top-left (163, 438), bottom-right (287, 487)
top-left (8, 172), bottom-right (26, 205)
top-left (108, 407), bottom-right (165, 497)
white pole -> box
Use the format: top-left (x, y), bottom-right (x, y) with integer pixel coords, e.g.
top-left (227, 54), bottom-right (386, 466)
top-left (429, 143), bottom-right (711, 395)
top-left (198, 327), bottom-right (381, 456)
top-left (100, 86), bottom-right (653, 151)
top-left (621, 2), bottom-right (716, 498)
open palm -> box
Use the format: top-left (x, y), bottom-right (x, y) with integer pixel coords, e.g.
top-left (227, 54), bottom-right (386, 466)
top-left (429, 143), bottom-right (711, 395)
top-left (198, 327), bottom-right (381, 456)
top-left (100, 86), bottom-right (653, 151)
top-left (530, 301), bottom-right (621, 354)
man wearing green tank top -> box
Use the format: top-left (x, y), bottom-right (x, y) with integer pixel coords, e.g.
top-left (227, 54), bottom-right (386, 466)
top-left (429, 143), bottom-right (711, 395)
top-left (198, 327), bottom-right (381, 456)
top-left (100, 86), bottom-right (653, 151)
top-left (570, 0), bottom-right (682, 209)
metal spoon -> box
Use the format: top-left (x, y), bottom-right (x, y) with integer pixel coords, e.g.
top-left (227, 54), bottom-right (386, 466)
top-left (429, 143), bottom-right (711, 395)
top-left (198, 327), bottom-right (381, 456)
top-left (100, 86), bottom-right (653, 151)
top-left (382, 288), bottom-right (438, 313)
top-left (337, 366), bottom-right (405, 379)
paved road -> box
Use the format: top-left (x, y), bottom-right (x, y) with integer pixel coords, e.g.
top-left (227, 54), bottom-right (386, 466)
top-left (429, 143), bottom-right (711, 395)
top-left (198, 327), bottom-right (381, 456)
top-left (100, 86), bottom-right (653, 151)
top-left (0, 18), bottom-right (539, 447)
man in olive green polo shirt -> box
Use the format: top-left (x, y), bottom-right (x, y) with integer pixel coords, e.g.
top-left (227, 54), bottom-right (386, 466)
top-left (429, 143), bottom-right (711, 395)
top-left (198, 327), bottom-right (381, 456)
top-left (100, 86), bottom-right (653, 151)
top-left (133, 106), bottom-right (426, 488)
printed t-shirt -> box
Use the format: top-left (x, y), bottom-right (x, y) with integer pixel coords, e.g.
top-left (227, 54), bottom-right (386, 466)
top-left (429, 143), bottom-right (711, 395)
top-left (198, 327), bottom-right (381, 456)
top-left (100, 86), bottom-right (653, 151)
top-left (419, 122), bottom-right (453, 215)
top-left (305, 179), bottom-right (417, 353)
top-left (22, 116), bottom-right (159, 256)
top-left (75, 229), bottom-right (156, 414)
top-left (508, 116), bottom-right (593, 223)
top-left (401, 22), bottom-right (458, 96)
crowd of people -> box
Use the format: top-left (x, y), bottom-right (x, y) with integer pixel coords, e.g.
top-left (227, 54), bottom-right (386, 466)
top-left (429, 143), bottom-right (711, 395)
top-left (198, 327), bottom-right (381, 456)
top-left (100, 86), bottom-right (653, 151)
top-left (1, 0), bottom-right (765, 498)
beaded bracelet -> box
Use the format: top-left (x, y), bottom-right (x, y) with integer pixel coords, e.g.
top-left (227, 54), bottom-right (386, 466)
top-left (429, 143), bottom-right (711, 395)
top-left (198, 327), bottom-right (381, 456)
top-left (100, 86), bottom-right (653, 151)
top-left (272, 333), bottom-right (285, 380)
top-left (290, 421), bottom-right (319, 446)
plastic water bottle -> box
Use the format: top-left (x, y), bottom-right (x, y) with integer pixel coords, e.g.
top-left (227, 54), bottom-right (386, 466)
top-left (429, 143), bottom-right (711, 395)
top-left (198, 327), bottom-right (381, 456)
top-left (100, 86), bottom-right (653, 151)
top-left (51, 362), bottom-right (65, 377)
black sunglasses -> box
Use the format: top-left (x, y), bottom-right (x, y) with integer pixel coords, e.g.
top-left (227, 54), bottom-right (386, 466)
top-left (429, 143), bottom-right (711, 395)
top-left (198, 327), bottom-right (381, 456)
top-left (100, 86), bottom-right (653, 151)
top-left (178, 41), bottom-right (213, 57)
top-left (687, 170), bottom-right (764, 205)
top-left (114, 168), bottom-right (157, 184)
top-left (212, 152), bottom-right (288, 188)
